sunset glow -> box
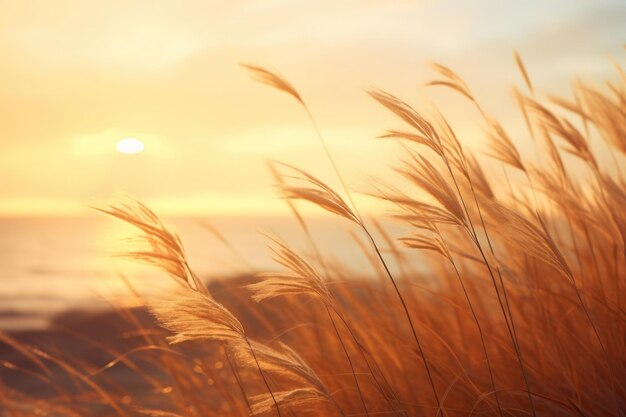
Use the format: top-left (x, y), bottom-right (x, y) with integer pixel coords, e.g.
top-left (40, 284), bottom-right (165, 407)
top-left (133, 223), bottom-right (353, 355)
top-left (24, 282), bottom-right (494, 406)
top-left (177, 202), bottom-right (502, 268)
top-left (0, 1), bottom-right (624, 217)
top-left (1, 2), bottom-right (624, 415)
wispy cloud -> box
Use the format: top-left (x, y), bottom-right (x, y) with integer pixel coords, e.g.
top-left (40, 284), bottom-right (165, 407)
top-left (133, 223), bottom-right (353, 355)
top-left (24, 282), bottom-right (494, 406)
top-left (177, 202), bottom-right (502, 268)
top-left (0, 0), bottom-right (623, 216)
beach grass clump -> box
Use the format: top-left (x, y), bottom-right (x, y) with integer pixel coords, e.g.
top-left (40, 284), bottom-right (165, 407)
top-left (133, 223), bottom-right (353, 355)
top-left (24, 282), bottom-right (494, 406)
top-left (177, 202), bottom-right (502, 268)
top-left (1, 53), bottom-right (624, 417)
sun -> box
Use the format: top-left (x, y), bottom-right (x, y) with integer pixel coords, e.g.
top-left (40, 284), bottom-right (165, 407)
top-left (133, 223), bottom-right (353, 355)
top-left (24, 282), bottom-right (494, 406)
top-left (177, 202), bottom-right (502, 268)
top-left (116, 138), bottom-right (144, 154)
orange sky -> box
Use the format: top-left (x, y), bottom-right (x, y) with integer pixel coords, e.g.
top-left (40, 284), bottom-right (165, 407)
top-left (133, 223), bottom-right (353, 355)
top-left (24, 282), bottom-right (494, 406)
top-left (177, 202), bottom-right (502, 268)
top-left (1, 0), bottom-right (625, 217)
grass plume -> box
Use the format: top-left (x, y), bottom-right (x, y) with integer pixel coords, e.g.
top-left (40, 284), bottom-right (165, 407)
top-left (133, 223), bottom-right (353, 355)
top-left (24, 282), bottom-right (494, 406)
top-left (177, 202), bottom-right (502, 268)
top-left (2, 52), bottom-right (625, 417)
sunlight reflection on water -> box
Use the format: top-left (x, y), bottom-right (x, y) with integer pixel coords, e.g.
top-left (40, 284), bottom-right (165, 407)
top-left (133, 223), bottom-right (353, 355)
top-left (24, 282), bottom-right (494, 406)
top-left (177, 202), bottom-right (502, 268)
top-left (0, 216), bottom-right (408, 329)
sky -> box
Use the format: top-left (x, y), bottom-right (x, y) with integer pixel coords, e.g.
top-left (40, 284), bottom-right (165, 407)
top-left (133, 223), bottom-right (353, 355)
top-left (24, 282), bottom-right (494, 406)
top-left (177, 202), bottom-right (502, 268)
top-left (1, 0), bottom-right (625, 217)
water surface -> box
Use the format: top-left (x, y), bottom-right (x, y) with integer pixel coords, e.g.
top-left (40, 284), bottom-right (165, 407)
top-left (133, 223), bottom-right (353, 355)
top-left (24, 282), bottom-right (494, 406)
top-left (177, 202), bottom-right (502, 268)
top-left (0, 215), bottom-right (399, 330)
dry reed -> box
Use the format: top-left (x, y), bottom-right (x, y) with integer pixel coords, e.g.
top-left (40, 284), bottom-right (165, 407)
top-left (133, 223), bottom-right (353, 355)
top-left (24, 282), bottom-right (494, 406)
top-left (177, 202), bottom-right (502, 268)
top-left (1, 52), bottom-right (625, 417)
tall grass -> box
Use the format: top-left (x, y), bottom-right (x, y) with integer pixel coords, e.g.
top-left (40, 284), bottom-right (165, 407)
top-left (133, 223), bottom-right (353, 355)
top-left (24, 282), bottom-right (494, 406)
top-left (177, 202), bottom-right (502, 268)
top-left (1, 53), bottom-right (625, 417)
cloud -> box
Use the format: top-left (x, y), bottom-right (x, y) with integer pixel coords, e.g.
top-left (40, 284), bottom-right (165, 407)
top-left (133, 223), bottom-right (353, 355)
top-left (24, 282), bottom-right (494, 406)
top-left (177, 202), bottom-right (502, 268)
top-left (0, 0), bottom-right (623, 215)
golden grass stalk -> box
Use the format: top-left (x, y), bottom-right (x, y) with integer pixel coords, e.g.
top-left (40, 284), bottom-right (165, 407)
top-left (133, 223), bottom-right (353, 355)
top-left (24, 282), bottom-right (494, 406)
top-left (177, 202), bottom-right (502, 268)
top-left (4, 50), bottom-right (625, 417)
top-left (248, 237), bottom-right (333, 304)
top-left (514, 50), bottom-right (534, 94)
top-left (248, 388), bottom-right (330, 416)
top-left (273, 161), bottom-right (444, 415)
top-left (96, 198), bottom-right (343, 417)
top-left (151, 288), bottom-right (245, 344)
top-left (239, 64), bottom-right (303, 104)
top-left (241, 64), bottom-right (359, 220)
top-left (274, 162), bottom-right (359, 224)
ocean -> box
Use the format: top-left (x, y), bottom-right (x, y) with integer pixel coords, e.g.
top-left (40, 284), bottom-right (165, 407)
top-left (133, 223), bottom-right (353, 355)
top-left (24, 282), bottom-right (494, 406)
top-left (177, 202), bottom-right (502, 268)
top-left (0, 216), bottom-right (402, 330)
